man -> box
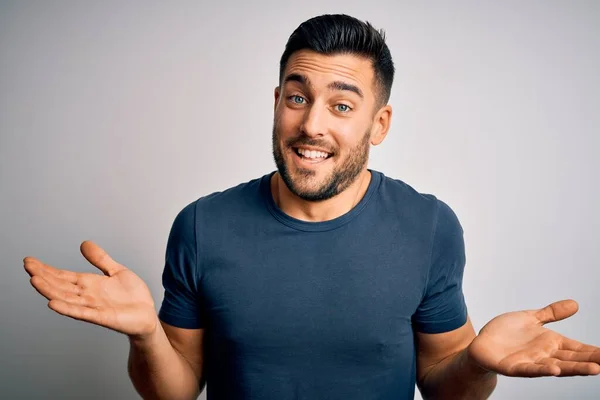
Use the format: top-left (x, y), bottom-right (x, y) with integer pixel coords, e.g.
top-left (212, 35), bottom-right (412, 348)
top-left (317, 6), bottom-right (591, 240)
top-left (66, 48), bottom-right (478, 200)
top-left (24, 14), bottom-right (599, 400)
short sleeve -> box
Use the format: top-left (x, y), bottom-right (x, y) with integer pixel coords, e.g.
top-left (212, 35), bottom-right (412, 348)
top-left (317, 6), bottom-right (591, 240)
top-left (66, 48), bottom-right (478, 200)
top-left (158, 201), bottom-right (204, 329)
top-left (412, 199), bottom-right (468, 334)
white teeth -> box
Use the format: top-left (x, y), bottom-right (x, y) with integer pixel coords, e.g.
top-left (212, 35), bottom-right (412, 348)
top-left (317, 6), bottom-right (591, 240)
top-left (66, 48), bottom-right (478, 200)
top-left (298, 148), bottom-right (329, 159)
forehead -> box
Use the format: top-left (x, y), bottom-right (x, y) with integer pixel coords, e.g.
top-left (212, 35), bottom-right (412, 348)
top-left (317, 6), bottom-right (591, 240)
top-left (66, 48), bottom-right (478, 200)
top-left (283, 50), bottom-right (376, 95)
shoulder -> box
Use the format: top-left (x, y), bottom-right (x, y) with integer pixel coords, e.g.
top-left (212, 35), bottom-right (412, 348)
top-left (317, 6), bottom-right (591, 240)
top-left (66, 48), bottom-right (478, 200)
top-left (373, 171), bottom-right (463, 239)
top-left (177, 174), bottom-right (267, 218)
top-left (376, 171), bottom-right (438, 210)
top-left (433, 198), bottom-right (463, 238)
top-left (374, 171), bottom-right (443, 226)
top-left (167, 173), bottom-right (270, 244)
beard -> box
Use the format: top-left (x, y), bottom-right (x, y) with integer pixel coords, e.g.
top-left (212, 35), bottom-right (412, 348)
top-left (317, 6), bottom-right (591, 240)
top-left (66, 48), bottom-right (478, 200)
top-left (272, 124), bottom-right (371, 202)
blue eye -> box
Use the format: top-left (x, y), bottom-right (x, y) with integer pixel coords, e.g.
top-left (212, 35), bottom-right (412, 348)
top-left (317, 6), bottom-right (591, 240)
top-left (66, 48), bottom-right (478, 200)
top-left (290, 95), bottom-right (305, 104)
top-left (335, 104), bottom-right (351, 113)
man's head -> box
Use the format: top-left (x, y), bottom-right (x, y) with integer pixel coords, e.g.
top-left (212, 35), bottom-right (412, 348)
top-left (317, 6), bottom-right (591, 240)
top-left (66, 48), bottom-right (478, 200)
top-left (272, 14), bottom-right (395, 202)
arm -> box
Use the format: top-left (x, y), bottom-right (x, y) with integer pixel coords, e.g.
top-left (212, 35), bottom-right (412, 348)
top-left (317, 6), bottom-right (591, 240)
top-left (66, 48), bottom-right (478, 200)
top-left (23, 241), bottom-right (205, 400)
top-left (416, 317), bottom-right (497, 400)
top-left (24, 201), bottom-right (206, 399)
top-left (413, 199), bottom-right (494, 398)
top-left (128, 199), bottom-right (206, 399)
top-left (414, 200), bottom-right (599, 397)
top-left (128, 321), bottom-right (205, 400)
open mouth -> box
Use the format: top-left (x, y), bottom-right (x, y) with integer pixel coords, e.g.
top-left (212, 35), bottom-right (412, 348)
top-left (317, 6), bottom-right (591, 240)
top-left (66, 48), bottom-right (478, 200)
top-left (293, 147), bottom-right (333, 161)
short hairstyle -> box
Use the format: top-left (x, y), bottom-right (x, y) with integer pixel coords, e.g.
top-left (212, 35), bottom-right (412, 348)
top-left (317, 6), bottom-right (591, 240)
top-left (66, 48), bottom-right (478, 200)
top-left (279, 14), bottom-right (395, 105)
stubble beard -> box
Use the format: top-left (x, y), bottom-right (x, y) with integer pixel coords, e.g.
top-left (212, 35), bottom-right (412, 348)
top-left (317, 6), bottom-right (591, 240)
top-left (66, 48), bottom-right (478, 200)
top-left (271, 125), bottom-right (371, 202)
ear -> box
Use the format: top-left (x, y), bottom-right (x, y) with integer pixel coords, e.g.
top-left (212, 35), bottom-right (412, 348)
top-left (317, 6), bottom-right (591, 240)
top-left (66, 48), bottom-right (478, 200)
top-left (274, 86), bottom-right (281, 113)
top-left (370, 104), bottom-right (392, 146)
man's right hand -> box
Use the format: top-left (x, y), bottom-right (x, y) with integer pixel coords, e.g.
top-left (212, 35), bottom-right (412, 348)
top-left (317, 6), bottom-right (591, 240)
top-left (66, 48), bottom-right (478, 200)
top-left (24, 241), bottom-right (158, 340)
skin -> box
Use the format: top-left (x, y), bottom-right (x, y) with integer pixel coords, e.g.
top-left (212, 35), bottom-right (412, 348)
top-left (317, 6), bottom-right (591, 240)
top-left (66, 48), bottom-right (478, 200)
top-left (23, 243), bottom-right (205, 400)
top-left (23, 50), bottom-right (600, 400)
top-left (271, 50), bottom-right (391, 221)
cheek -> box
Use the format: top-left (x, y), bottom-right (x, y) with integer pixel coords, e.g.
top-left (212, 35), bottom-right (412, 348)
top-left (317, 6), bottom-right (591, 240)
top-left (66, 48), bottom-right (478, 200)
top-left (276, 109), bottom-right (302, 136)
top-left (333, 121), bottom-right (367, 150)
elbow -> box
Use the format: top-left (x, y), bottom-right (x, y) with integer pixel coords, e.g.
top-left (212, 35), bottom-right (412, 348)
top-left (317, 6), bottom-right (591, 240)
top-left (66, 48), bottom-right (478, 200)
top-left (419, 374), bottom-right (498, 400)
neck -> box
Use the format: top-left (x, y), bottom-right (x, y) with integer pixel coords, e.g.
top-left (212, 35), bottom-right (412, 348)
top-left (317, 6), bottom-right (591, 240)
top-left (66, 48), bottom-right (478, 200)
top-left (271, 169), bottom-right (372, 222)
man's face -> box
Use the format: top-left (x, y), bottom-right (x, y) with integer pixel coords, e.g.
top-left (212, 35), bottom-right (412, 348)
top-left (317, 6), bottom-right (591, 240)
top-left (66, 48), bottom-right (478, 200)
top-left (272, 50), bottom-right (382, 202)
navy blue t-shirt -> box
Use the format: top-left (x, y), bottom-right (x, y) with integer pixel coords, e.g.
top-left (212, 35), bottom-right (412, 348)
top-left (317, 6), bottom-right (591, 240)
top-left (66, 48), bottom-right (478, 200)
top-left (158, 170), bottom-right (468, 400)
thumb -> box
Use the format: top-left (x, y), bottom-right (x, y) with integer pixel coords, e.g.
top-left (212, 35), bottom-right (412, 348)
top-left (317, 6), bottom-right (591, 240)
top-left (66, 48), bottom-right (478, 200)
top-left (80, 240), bottom-right (125, 277)
top-left (534, 299), bottom-right (579, 325)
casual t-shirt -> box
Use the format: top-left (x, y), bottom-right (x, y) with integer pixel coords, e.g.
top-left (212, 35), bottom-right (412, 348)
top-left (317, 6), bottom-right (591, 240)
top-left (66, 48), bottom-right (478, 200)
top-left (158, 169), bottom-right (468, 400)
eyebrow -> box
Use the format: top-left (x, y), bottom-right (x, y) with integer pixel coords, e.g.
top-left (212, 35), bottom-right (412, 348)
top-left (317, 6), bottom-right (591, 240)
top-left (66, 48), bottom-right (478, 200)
top-left (283, 73), bottom-right (364, 99)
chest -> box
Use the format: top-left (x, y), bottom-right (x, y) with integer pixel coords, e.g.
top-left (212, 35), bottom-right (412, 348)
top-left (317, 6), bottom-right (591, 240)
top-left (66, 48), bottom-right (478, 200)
top-left (200, 229), bottom-right (430, 362)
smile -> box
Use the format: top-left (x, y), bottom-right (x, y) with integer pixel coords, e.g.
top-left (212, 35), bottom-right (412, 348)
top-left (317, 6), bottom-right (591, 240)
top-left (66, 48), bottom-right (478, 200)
top-left (291, 146), bottom-right (333, 166)
top-left (293, 147), bottom-right (333, 160)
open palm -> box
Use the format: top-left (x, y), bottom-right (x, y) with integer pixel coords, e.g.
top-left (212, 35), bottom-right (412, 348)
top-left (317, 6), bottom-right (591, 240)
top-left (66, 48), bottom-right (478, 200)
top-left (468, 300), bottom-right (600, 377)
top-left (24, 241), bottom-right (158, 338)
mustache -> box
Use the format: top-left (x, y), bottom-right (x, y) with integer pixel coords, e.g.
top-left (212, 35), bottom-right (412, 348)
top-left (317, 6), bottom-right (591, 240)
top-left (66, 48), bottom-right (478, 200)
top-left (285, 136), bottom-right (336, 154)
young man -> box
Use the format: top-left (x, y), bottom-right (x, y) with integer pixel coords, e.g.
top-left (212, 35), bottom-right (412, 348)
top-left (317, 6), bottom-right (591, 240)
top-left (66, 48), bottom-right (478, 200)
top-left (24, 14), bottom-right (599, 400)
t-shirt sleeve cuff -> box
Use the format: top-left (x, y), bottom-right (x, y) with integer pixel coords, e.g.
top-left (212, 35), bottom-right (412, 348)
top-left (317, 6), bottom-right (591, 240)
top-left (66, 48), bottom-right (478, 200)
top-left (158, 309), bottom-right (204, 329)
top-left (413, 312), bottom-right (468, 334)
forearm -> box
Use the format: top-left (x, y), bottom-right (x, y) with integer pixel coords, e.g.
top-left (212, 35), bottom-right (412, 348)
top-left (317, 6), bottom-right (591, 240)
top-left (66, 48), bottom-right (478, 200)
top-left (128, 323), bottom-right (201, 400)
top-left (418, 347), bottom-right (497, 400)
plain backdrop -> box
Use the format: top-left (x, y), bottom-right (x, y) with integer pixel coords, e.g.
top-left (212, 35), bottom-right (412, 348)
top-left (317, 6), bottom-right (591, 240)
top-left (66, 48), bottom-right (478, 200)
top-left (1, 1), bottom-right (599, 399)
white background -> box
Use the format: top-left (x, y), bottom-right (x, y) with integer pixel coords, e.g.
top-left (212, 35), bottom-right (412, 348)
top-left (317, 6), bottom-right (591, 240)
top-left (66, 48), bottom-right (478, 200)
top-left (1, 1), bottom-right (598, 398)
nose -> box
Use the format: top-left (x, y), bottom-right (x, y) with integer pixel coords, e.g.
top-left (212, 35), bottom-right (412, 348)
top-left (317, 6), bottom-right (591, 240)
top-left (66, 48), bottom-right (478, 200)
top-left (300, 103), bottom-right (328, 138)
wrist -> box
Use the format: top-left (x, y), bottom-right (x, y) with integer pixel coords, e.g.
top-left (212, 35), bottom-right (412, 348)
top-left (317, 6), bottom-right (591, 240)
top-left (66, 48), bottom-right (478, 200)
top-left (464, 343), bottom-right (496, 378)
top-left (128, 317), bottom-right (161, 347)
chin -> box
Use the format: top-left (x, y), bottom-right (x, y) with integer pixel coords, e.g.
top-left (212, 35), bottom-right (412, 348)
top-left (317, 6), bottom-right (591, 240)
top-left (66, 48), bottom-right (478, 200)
top-left (286, 171), bottom-right (340, 202)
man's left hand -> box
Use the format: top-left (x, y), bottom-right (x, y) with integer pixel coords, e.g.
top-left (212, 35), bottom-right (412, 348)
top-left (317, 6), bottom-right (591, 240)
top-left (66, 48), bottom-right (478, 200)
top-left (468, 299), bottom-right (600, 377)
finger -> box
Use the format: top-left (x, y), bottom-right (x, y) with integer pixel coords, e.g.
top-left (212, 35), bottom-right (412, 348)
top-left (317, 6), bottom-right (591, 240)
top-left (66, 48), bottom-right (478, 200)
top-left (24, 257), bottom-right (79, 284)
top-left (507, 362), bottom-right (560, 377)
top-left (534, 299), bottom-right (578, 325)
top-left (25, 258), bottom-right (82, 294)
top-left (30, 275), bottom-right (90, 306)
top-left (560, 337), bottom-right (600, 353)
top-left (35, 268), bottom-right (82, 295)
top-left (48, 299), bottom-right (110, 327)
top-left (80, 241), bottom-right (125, 277)
top-left (538, 359), bottom-right (600, 376)
top-left (552, 350), bottom-right (600, 364)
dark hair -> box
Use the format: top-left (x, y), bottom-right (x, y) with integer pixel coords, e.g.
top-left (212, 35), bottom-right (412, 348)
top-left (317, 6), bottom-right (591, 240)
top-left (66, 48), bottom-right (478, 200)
top-left (279, 14), bottom-right (395, 105)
